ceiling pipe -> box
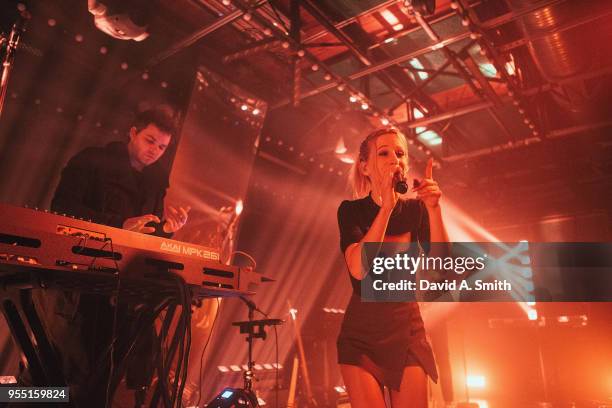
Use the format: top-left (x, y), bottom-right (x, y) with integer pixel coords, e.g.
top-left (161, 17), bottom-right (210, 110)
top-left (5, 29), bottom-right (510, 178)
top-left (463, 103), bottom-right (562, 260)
top-left (504, 0), bottom-right (608, 114)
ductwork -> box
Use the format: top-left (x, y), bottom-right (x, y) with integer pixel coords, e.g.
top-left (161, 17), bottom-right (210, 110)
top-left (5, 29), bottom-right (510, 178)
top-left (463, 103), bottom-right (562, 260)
top-left (506, 0), bottom-right (600, 113)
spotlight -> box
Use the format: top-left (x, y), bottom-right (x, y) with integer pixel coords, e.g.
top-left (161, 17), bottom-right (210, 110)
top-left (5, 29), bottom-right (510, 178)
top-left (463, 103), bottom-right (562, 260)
top-left (88, 0), bottom-right (150, 41)
top-left (404, 0), bottom-right (436, 16)
top-left (222, 0), bottom-right (231, 5)
top-left (527, 309), bottom-right (538, 321)
top-left (235, 200), bottom-right (243, 216)
top-left (466, 375), bottom-right (486, 388)
top-left (381, 117), bottom-right (390, 126)
top-left (361, 103), bottom-right (369, 110)
top-left (252, 108), bottom-right (260, 115)
top-left (243, 12), bottom-right (252, 21)
top-left (297, 49), bottom-right (305, 57)
top-left (241, 104), bottom-right (248, 111)
top-left (349, 95), bottom-right (358, 103)
top-left (205, 387), bottom-right (258, 408)
top-left (311, 64), bottom-right (319, 71)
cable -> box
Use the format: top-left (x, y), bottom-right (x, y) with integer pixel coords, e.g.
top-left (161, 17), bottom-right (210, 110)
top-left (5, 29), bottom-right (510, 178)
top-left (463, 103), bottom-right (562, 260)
top-left (172, 274), bottom-right (192, 407)
top-left (195, 297), bottom-right (221, 408)
top-left (105, 237), bottom-right (122, 408)
top-left (230, 250), bottom-right (257, 269)
top-left (273, 324), bottom-right (279, 408)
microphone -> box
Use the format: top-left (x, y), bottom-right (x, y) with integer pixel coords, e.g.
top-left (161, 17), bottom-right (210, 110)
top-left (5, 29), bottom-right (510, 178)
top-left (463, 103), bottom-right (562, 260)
top-left (394, 171), bottom-right (409, 194)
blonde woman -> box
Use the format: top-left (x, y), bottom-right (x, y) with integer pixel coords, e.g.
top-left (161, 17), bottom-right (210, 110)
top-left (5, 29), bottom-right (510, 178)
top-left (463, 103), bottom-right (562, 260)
top-left (336, 128), bottom-right (449, 407)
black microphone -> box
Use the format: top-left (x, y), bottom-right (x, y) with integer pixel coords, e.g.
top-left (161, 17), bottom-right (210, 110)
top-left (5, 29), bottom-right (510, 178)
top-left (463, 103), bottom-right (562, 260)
top-left (394, 172), bottom-right (409, 194)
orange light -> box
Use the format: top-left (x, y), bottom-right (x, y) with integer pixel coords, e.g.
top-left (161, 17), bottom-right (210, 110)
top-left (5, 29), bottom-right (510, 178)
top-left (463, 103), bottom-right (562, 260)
top-left (527, 309), bottom-right (538, 321)
top-left (380, 9), bottom-right (400, 25)
top-left (467, 375), bottom-right (486, 388)
top-left (235, 200), bottom-right (243, 216)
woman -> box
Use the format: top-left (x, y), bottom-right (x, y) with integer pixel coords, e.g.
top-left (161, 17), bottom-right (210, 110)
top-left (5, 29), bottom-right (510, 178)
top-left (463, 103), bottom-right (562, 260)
top-left (336, 127), bottom-right (449, 408)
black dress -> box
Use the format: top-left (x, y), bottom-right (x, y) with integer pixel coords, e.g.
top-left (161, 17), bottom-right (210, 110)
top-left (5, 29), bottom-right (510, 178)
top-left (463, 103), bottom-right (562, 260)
top-left (336, 194), bottom-right (438, 391)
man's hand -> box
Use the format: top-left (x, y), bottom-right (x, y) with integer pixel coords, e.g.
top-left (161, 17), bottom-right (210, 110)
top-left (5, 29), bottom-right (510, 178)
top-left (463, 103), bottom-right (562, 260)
top-left (122, 214), bottom-right (161, 234)
top-left (163, 205), bottom-right (191, 234)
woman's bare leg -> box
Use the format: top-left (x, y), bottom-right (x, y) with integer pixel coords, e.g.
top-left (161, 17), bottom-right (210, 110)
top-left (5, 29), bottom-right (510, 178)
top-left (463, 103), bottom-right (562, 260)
top-left (340, 364), bottom-right (387, 408)
top-left (390, 366), bottom-right (428, 408)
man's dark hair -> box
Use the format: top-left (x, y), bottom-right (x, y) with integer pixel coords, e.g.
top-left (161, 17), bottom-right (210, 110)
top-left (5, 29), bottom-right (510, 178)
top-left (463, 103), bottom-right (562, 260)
top-left (133, 105), bottom-right (179, 138)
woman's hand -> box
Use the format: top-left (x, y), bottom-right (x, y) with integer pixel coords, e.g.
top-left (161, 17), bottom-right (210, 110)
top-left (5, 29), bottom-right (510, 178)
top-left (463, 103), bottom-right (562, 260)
top-left (413, 158), bottom-right (442, 209)
top-left (380, 166), bottom-right (400, 212)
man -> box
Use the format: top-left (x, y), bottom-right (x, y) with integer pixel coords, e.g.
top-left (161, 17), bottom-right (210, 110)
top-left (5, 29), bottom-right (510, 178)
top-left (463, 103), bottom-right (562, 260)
top-left (52, 106), bottom-right (188, 235)
top-left (38, 106), bottom-right (189, 406)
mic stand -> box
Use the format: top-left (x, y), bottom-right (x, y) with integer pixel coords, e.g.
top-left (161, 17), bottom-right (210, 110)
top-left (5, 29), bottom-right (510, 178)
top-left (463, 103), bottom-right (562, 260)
top-left (0, 8), bottom-right (31, 119)
top-left (205, 298), bottom-right (283, 408)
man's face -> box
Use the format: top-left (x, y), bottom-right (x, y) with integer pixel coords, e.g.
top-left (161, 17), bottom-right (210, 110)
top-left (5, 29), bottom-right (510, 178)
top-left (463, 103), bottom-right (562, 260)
top-left (127, 124), bottom-right (171, 169)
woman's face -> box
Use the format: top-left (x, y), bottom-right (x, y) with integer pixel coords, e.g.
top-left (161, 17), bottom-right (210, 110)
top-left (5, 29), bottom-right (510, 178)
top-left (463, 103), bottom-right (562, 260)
top-left (364, 132), bottom-right (409, 187)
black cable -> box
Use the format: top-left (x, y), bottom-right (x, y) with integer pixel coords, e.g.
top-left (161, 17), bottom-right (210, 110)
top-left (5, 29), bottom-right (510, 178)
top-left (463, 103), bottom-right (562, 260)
top-left (195, 297), bottom-right (221, 408)
top-left (176, 281), bottom-right (192, 407)
top-left (87, 237), bottom-right (107, 271)
top-left (170, 282), bottom-right (186, 406)
top-left (105, 237), bottom-right (122, 408)
top-left (171, 275), bottom-right (190, 407)
top-left (273, 324), bottom-right (279, 408)
top-left (104, 297), bottom-right (173, 403)
top-left (155, 306), bottom-right (173, 408)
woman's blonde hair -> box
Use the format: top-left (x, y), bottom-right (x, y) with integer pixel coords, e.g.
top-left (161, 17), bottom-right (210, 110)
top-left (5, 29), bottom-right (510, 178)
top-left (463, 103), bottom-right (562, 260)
top-left (350, 127), bottom-right (408, 198)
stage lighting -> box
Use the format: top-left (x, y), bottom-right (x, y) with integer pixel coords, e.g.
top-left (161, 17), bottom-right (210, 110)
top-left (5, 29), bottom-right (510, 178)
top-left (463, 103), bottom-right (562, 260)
top-left (404, 0), bottom-right (436, 16)
top-left (527, 308), bottom-right (538, 321)
top-left (88, 0), bottom-right (150, 41)
top-left (466, 375), bottom-right (486, 388)
top-left (206, 387), bottom-right (258, 408)
top-left (235, 200), bottom-right (243, 216)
